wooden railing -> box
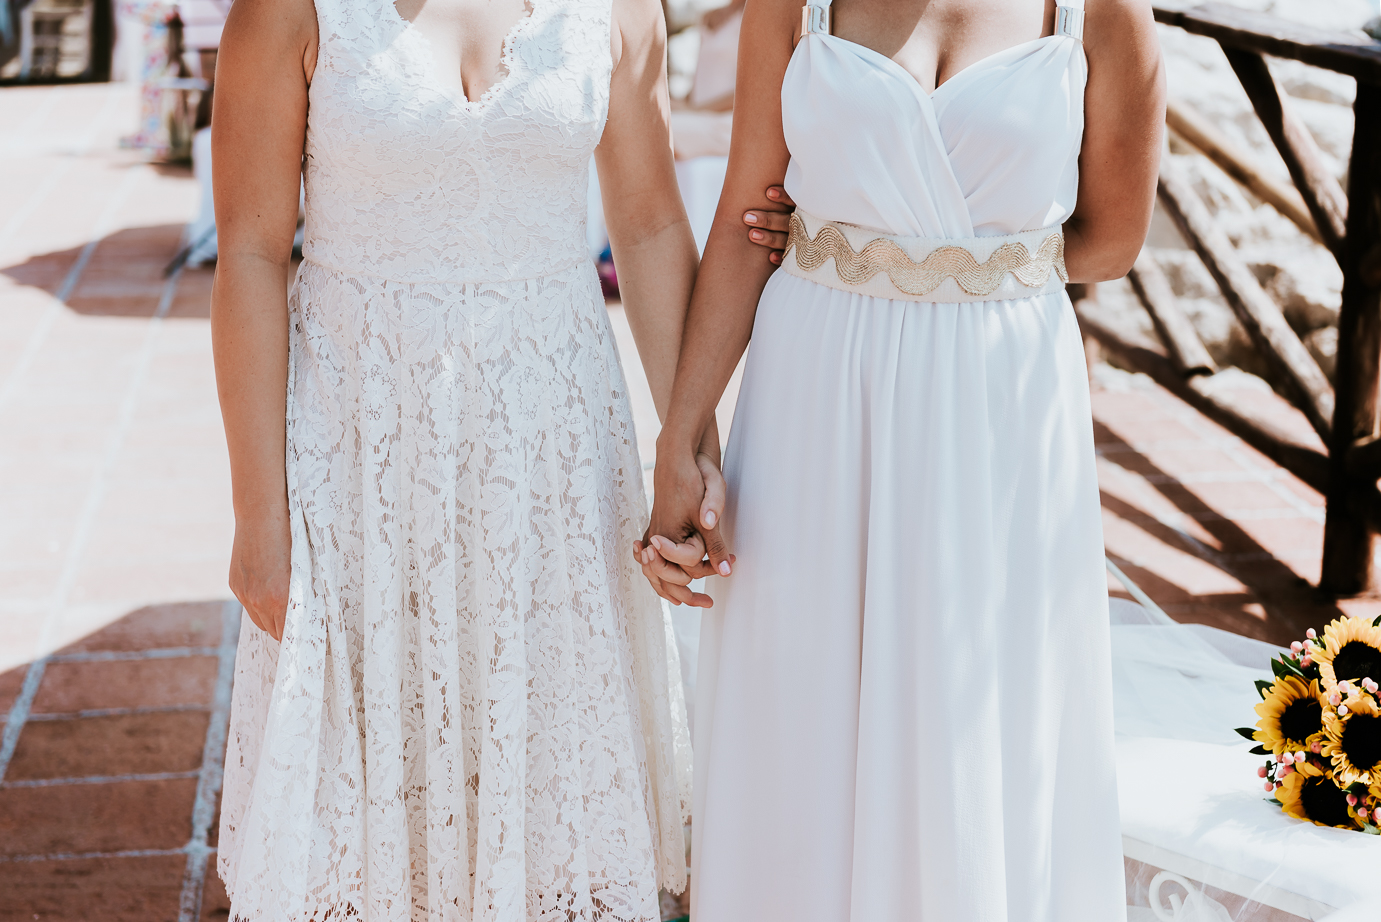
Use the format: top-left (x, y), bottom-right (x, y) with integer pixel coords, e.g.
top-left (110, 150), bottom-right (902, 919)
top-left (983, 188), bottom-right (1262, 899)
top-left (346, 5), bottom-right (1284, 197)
top-left (1075, 2), bottom-right (1381, 598)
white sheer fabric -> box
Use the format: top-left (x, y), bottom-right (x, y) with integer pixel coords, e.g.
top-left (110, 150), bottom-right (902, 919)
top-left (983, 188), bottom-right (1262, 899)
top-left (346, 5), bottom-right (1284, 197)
top-left (690, 1), bottom-right (1128, 920)
top-left (216, 0), bottom-right (693, 919)
top-left (1111, 598), bottom-right (1381, 921)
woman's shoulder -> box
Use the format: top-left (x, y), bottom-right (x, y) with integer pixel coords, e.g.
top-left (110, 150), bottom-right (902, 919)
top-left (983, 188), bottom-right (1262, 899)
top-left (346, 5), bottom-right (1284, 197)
top-left (220, 0), bottom-right (319, 82)
top-left (1082, 0), bottom-right (1157, 49)
top-left (221, 0), bottom-right (319, 58)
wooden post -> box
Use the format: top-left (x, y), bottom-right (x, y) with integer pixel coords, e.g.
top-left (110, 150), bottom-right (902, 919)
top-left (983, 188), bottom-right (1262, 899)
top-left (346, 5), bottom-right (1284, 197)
top-left (1156, 164), bottom-right (1336, 439)
top-left (1127, 252), bottom-right (1218, 376)
top-left (1222, 47), bottom-right (1349, 259)
top-left (88, 0), bottom-right (114, 82)
top-left (1350, 435), bottom-right (1381, 479)
top-left (1166, 99), bottom-right (1321, 243)
top-left (1321, 84), bottom-right (1381, 594)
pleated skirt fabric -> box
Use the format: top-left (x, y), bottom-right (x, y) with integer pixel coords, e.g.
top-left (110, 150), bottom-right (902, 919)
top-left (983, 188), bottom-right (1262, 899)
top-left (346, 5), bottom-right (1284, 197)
top-left (691, 271), bottom-right (1127, 922)
top-left (219, 260), bottom-right (691, 922)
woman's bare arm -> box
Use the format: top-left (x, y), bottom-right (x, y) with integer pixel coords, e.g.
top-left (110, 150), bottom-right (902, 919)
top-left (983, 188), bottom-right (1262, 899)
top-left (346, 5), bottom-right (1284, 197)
top-left (599, 0), bottom-right (733, 604)
top-left (599, 0), bottom-right (703, 437)
top-left (1064, 0), bottom-right (1164, 282)
top-left (645, 0), bottom-right (798, 567)
top-left (210, 0), bottom-right (316, 640)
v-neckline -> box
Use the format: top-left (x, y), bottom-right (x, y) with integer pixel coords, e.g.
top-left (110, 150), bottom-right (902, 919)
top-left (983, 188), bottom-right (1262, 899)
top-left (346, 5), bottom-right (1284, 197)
top-left (813, 31), bottom-right (1063, 102)
top-left (384, 0), bottom-right (540, 112)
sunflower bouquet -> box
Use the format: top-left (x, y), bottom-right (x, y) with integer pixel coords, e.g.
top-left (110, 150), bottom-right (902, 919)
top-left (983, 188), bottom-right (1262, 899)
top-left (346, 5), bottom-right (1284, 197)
top-left (1238, 614), bottom-right (1381, 831)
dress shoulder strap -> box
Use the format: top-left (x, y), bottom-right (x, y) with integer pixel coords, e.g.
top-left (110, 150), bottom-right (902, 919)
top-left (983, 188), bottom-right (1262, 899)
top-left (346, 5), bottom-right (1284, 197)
top-left (801, 0), bottom-right (831, 37)
top-left (1055, 0), bottom-right (1085, 41)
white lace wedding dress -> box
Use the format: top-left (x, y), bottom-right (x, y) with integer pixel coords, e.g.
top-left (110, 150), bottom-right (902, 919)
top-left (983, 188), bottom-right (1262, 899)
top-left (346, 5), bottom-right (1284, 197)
top-left (216, 0), bottom-right (692, 919)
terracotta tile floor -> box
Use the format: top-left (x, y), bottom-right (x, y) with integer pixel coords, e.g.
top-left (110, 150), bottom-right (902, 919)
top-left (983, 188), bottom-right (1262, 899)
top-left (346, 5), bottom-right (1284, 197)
top-left (1091, 368), bottom-right (1380, 644)
top-left (1, 82), bottom-right (1377, 920)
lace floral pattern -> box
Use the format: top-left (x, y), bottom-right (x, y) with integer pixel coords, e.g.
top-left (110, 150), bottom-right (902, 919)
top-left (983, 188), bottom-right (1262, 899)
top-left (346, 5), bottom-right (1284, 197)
top-left (217, 1), bottom-right (692, 918)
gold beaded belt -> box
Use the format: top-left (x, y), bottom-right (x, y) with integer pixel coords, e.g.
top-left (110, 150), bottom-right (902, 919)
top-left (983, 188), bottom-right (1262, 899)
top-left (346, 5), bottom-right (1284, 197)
top-left (781, 210), bottom-right (1069, 303)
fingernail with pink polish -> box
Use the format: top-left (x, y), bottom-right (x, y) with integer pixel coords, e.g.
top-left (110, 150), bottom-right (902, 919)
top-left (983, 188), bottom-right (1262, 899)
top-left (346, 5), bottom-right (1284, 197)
top-left (704, 510), bottom-right (717, 527)
top-left (718, 561), bottom-right (731, 576)
top-left (744, 213), bottom-right (758, 224)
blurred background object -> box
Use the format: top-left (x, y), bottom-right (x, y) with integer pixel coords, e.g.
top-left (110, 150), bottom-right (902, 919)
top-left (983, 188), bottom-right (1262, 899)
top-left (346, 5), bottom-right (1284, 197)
top-left (668, 0), bottom-right (739, 252)
top-left (1, 0), bottom-right (112, 82)
top-left (1, 0), bottom-right (226, 158)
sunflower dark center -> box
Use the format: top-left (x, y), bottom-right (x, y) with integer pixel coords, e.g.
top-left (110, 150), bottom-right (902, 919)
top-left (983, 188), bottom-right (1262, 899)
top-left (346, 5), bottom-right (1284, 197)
top-left (1298, 776), bottom-right (1354, 828)
top-left (1332, 641), bottom-right (1381, 684)
top-left (1341, 713), bottom-right (1381, 772)
top-left (1278, 696), bottom-right (1322, 744)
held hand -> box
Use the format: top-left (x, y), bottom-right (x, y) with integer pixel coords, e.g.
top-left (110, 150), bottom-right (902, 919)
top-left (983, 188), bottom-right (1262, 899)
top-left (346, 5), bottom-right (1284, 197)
top-left (652, 452), bottom-right (731, 576)
top-left (229, 505), bottom-right (292, 641)
top-left (634, 531), bottom-right (715, 608)
top-left (638, 451), bottom-right (733, 606)
top-left (743, 186), bottom-right (797, 265)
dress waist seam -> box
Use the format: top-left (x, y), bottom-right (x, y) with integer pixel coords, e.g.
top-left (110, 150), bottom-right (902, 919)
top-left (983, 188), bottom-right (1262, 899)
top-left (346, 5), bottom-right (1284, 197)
top-left (297, 253), bottom-right (590, 287)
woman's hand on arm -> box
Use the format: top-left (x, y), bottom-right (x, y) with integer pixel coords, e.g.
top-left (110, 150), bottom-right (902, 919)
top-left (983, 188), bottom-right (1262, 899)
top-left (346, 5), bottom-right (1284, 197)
top-left (1063, 0), bottom-right (1164, 283)
top-left (742, 185), bottom-right (796, 264)
top-left (210, 0), bottom-right (316, 640)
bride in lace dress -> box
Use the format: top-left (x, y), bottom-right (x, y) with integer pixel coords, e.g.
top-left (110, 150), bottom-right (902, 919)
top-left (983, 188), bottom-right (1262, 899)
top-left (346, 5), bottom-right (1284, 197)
top-left (207, 0), bottom-right (717, 917)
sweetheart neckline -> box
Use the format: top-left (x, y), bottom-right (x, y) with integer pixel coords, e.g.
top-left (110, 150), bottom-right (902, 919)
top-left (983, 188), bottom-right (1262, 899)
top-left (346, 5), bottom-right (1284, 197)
top-left (382, 0), bottom-right (542, 112)
top-left (807, 31), bottom-right (1075, 102)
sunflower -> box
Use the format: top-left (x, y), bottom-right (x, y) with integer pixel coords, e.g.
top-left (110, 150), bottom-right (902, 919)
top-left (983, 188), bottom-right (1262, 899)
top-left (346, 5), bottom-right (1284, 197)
top-left (1276, 759), bottom-right (1357, 829)
top-left (1316, 616), bottom-right (1381, 694)
top-left (1254, 676), bottom-right (1325, 756)
top-left (1323, 692), bottom-right (1381, 786)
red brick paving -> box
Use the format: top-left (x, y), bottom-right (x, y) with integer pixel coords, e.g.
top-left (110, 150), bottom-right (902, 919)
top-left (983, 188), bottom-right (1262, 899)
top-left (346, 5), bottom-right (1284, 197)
top-left (31, 657), bottom-right (219, 713)
top-left (0, 777), bottom-right (201, 856)
top-left (1093, 370), bottom-right (1379, 644)
top-left (56, 602), bottom-right (225, 654)
top-left (0, 599), bottom-right (234, 920)
top-left (0, 854), bottom-right (188, 922)
top-left (7, 712), bottom-right (212, 780)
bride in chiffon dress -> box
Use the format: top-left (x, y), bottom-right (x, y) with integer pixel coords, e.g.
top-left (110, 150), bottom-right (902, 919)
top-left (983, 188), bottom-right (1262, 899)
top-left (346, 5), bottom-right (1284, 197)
top-left (643, 0), bottom-right (1164, 918)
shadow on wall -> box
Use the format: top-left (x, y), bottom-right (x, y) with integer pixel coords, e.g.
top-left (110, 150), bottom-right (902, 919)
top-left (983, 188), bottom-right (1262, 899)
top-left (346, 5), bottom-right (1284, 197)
top-left (0, 598), bottom-right (239, 921)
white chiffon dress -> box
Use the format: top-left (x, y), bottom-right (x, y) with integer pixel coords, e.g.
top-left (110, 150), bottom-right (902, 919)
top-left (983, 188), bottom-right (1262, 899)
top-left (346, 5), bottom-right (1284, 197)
top-left (216, 0), bottom-right (692, 919)
top-left (691, 1), bottom-right (1128, 919)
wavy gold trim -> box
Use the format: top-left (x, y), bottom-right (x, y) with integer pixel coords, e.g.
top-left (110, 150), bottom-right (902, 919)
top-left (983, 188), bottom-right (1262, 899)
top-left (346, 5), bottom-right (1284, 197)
top-left (785, 213), bottom-right (1068, 298)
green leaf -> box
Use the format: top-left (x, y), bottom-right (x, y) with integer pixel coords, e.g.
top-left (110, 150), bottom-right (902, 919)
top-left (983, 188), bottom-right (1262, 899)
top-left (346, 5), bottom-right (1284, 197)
top-left (1250, 744), bottom-right (1269, 755)
top-left (1278, 657), bottom-right (1305, 678)
top-left (1256, 679), bottom-right (1274, 699)
top-left (1270, 658), bottom-right (1288, 679)
top-left (1235, 727), bottom-right (1259, 741)
top-left (1266, 797), bottom-right (1282, 806)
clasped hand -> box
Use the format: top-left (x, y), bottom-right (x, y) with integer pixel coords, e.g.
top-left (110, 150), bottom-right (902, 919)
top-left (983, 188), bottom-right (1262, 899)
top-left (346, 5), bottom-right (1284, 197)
top-left (635, 448), bottom-right (732, 608)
